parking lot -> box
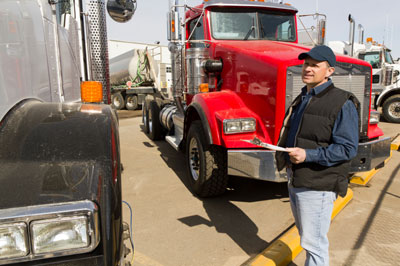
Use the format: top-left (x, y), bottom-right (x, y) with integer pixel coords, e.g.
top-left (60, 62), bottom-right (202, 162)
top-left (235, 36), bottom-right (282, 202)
top-left (118, 111), bottom-right (399, 266)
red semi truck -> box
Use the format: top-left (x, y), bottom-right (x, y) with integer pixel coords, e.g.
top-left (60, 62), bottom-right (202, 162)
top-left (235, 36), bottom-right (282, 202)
top-left (142, 0), bottom-right (391, 197)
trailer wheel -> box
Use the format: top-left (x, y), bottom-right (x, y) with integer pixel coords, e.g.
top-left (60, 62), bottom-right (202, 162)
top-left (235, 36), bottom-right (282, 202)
top-left (142, 100), bottom-right (150, 133)
top-left (148, 100), bottom-right (164, 140)
top-left (111, 93), bottom-right (125, 110)
top-left (186, 121), bottom-right (228, 197)
top-left (382, 95), bottom-right (400, 123)
top-left (125, 95), bottom-right (139, 110)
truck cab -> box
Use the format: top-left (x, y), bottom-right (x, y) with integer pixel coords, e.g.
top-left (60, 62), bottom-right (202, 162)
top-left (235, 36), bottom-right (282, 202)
top-left (358, 44), bottom-right (400, 122)
top-left (142, 0), bottom-right (391, 197)
top-left (329, 38), bottom-right (400, 123)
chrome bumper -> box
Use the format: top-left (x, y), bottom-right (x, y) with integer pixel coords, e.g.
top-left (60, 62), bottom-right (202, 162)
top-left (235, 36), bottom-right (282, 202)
top-left (227, 150), bottom-right (287, 182)
top-left (350, 137), bottom-right (391, 172)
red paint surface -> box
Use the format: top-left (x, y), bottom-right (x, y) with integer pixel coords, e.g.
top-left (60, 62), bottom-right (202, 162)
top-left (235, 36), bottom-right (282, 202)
top-left (184, 4), bottom-right (382, 149)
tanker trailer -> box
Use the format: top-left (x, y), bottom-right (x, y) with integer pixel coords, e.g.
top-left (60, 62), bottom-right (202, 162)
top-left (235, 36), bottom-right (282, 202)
top-left (110, 48), bottom-right (165, 110)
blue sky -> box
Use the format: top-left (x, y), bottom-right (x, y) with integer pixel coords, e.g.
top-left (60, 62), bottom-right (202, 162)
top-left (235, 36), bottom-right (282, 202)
top-left (107, 0), bottom-right (400, 59)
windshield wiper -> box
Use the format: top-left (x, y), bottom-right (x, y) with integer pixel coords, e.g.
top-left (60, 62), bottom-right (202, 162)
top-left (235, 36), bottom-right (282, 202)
top-left (244, 17), bottom-right (255, 40)
top-left (244, 25), bottom-right (255, 40)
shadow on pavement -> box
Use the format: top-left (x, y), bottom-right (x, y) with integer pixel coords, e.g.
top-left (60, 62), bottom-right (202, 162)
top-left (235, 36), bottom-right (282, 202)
top-left (344, 162), bottom-right (400, 265)
top-left (139, 124), bottom-right (291, 257)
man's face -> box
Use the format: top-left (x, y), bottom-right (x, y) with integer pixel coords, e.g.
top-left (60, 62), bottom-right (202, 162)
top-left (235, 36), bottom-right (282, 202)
top-left (301, 57), bottom-right (335, 89)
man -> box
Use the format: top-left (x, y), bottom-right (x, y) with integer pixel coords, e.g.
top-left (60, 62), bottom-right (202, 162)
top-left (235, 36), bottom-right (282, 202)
top-left (276, 45), bottom-right (359, 266)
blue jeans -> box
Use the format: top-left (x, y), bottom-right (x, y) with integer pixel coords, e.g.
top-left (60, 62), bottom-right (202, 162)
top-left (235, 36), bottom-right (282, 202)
top-left (288, 184), bottom-right (336, 266)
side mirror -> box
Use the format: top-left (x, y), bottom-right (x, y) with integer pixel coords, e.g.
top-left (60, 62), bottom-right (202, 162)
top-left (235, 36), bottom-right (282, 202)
top-left (317, 19), bottom-right (326, 45)
top-left (107, 0), bottom-right (136, 23)
top-left (167, 10), bottom-right (180, 41)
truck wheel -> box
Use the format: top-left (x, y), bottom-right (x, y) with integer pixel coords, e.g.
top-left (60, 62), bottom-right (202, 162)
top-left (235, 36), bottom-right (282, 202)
top-left (142, 100), bottom-right (150, 133)
top-left (125, 95), bottom-right (139, 110)
top-left (111, 93), bottom-right (125, 110)
top-left (382, 95), bottom-right (400, 123)
top-left (186, 121), bottom-right (228, 197)
top-left (148, 100), bottom-right (164, 140)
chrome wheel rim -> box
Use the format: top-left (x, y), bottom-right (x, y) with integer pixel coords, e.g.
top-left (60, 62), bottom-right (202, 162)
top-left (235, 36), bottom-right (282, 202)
top-left (148, 107), bottom-right (153, 132)
top-left (127, 96), bottom-right (137, 108)
top-left (142, 105), bottom-right (147, 124)
top-left (388, 102), bottom-right (400, 119)
top-left (189, 137), bottom-right (200, 181)
top-left (113, 97), bottom-right (121, 108)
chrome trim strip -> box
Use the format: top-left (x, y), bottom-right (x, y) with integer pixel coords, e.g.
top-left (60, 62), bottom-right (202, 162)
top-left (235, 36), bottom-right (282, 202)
top-left (0, 200), bottom-right (100, 265)
top-left (227, 150), bottom-right (287, 182)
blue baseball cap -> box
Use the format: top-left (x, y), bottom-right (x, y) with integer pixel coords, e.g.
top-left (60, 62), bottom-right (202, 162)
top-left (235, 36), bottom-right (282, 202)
top-left (298, 45), bottom-right (336, 67)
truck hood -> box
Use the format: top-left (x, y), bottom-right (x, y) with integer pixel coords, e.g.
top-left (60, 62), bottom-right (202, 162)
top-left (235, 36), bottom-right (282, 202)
top-left (214, 40), bottom-right (310, 67)
top-left (214, 40), bottom-right (371, 67)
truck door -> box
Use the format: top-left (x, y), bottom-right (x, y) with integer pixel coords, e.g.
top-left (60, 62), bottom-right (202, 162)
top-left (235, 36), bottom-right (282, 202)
top-left (54, 0), bottom-right (82, 102)
top-left (359, 51), bottom-right (383, 92)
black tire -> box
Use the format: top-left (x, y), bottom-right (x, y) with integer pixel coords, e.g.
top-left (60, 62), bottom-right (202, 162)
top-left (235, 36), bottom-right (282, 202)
top-left (111, 93), bottom-right (125, 110)
top-left (142, 100), bottom-right (150, 133)
top-left (185, 121), bottom-right (228, 197)
top-left (382, 95), bottom-right (400, 123)
top-left (148, 100), bottom-right (164, 140)
top-left (125, 94), bottom-right (139, 110)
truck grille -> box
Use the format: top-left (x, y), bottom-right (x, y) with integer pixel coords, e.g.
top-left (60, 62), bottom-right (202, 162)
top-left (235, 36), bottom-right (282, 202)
top-left (286, 62), bottom-right (371, 140)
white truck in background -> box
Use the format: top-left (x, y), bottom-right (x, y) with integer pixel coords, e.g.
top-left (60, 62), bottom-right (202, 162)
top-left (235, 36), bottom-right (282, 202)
top-left (328, 35), bottom-right (400, 123)
top-left (109, 41), bottom-right (172, 110)
top-left (298, 13), bottom-right (400, 123)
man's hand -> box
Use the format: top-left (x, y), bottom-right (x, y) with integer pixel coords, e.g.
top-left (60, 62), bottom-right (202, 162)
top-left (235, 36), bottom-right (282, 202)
top-left (286, 147), bottom-right (306, 164)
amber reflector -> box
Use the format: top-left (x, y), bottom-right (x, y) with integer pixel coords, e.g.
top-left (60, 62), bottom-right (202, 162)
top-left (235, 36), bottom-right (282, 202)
top-left (199, 83), bottom-right (209, 93)
top-left (81, 81), bottom-right (103, 103)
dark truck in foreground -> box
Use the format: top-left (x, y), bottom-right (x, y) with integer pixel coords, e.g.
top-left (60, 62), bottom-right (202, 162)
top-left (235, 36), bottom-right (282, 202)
top-left (0, 0), bottom-right (135, 265)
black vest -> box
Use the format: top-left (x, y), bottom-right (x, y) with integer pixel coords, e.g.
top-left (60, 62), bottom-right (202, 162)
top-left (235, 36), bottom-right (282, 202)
top-left (280, 84), bottom-right (359, 197)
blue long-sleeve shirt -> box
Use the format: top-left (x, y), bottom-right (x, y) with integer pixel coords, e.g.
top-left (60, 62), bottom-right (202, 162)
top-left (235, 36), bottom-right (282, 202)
top-left (286, 79), bottom-right (359, 167)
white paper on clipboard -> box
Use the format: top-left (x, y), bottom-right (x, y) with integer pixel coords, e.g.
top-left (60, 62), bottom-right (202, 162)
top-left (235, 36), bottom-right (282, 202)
top-left (241, 137), bottom-right (289, 152)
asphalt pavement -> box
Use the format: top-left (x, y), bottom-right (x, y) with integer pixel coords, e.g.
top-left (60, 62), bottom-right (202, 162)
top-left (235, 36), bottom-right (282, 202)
top-left (117, 109), bottom-right (400, 266)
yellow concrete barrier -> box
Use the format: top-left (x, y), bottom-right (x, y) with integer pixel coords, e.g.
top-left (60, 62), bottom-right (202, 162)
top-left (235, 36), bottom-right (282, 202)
top-left (391, 135), bottom-right (400, 151)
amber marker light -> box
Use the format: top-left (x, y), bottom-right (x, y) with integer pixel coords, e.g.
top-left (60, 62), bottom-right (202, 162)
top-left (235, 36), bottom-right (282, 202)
top-left (171, 19), bottom-right (176, 33)
top-left (81, 81), bottom-right (103, 103)
top-left (199, 83), bottom-right (209, 93)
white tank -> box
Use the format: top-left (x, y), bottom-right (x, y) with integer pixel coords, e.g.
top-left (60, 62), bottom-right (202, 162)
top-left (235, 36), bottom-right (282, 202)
top-left (109, 49), bottom-right (158, 86)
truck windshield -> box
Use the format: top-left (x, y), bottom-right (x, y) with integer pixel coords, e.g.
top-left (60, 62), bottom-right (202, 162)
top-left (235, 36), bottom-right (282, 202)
top-left (359, 52), bottom-right (380, 69)
top-left (384, 50), bottom-right (394, 64)
top-left (210, 8), bottom-right (296, 41)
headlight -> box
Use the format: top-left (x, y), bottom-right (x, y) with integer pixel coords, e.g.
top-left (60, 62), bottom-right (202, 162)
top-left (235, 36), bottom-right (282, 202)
top-left (0, 223), bottom-right (28, 259)
top-left (0, 200), bottom-right (99, 265)
top-left (370, 110), bottom-right (380, 125)
top-left (223, 118), bottom-right (256, 134)
top-left (31, 216), bottom-right (89, 254)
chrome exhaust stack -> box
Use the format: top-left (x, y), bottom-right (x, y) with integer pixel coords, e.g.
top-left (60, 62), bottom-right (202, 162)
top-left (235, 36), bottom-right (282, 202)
top-left (168, 0), bottom-right (185, 114)
top-left (348, 14), bottom-right (355, 57)
top-left (358, 24), bottom-right (364, 44)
